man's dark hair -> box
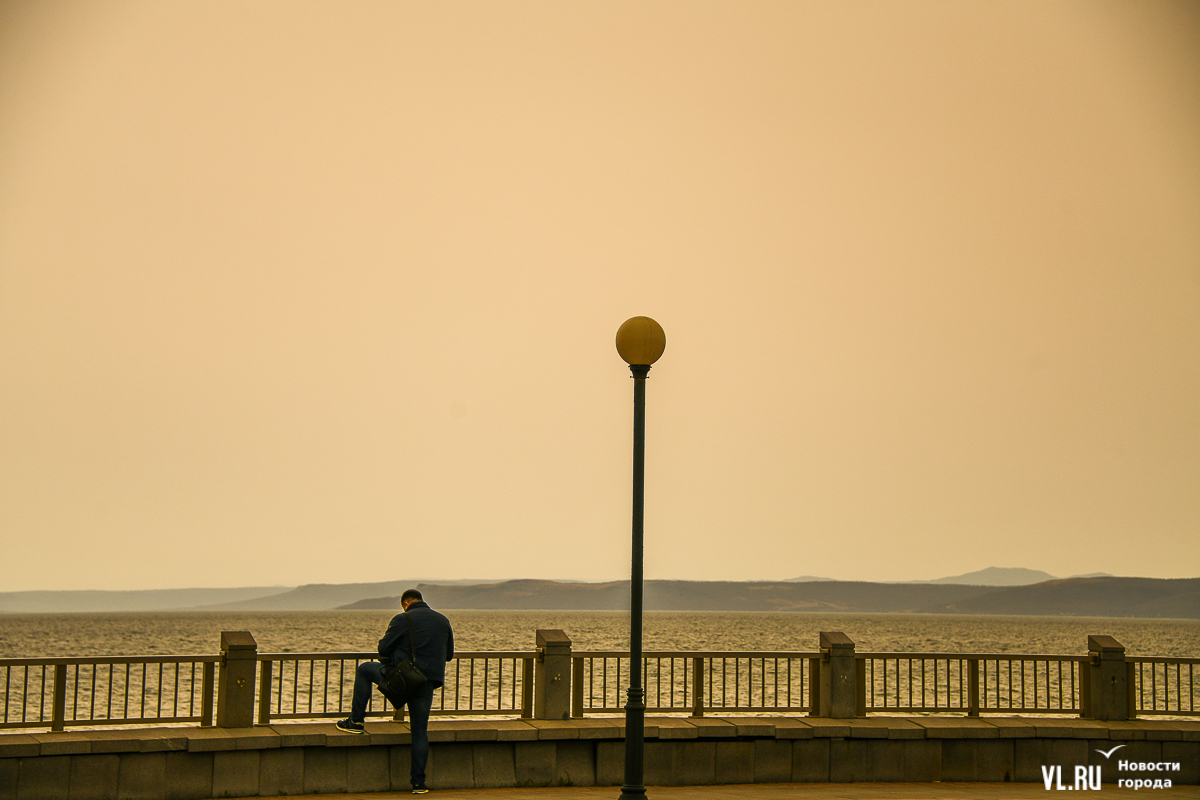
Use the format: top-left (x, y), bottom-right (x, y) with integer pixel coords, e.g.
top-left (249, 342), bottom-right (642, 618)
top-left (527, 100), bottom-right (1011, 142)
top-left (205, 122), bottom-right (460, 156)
top-left (400, 589), bottom-right (423, 605)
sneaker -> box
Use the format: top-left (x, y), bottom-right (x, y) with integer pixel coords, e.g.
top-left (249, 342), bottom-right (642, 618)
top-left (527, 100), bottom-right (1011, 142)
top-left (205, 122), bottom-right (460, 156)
top-left (412, 784), bottom-right (429, 794)
top-left (335, 718), bottom-right (366, 735)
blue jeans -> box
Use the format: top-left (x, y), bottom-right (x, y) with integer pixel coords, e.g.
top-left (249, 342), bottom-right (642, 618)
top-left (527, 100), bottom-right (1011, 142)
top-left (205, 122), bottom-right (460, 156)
top-left (351, 661), bottom-right (436, 786)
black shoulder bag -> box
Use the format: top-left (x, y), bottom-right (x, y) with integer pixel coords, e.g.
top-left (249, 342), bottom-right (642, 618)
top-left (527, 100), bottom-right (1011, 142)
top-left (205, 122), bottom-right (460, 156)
top-left (376, 612), bottom-right (429, 707)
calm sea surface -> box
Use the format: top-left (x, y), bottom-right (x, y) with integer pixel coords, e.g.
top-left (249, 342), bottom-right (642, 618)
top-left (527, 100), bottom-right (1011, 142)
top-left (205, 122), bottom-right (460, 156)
top-left (1, 611), bottom-right (1196, 659)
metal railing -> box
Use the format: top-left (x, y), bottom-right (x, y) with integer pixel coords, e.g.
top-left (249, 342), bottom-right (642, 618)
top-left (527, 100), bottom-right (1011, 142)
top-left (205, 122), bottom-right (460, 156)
top-left (437, 652), bottom-right (533, 718)
top-left (858, 653), bottom-right (1084, 715)
top-left (255, 651), bottom-right (534, 723)
top-left (570, 651), bottom-right (815, 717)
top-left (3, 641), bottom-right (1195, 731)
top-left (1, 656), bottom-right (217, 731)
top-left (1130, 657), bottom-right (1200, 717)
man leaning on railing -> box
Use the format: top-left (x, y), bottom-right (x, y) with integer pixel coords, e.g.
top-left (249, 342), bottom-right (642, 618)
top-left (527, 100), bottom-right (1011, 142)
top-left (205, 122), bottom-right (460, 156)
top-left (336, 589), bottom-right (454, 795)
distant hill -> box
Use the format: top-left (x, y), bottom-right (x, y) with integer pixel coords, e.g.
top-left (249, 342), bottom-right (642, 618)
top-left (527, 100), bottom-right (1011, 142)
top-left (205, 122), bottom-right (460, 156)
top-left (921, 567), bottom-right (1057, 586)
top-left (922, 576), bottom-right (1200, 618)
top-left (0, 579), bottom-right (498, 613)
top-left (341, 577), bottom-right (1200, 619)
top-left (195, 580), bottom-right (419, 611)
top-left (8, 574), bottom-right (1192, 618)
top-left (0, 586), bottom-right (291, 614)
top-left (787, 567), bottom-right (1107, 587)
top-left (193, 578), bottom-right (500, 611)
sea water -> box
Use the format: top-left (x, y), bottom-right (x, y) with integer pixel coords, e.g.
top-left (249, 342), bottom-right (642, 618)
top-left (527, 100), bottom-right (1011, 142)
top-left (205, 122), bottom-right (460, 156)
top-left (1, 610), bottom-right (1196, 659)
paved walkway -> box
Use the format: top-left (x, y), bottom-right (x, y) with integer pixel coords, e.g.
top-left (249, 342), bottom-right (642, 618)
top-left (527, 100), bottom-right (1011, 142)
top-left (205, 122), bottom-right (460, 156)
top-left (232, 782), bottom-right (1200, 799)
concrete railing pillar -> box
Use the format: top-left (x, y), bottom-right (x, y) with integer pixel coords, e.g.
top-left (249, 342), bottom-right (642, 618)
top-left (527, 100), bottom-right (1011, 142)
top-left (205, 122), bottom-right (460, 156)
top-left (1084, 634), bottom-right (1129, 721)
top-left (534, 629), bottom-right (572, 721)
top-left (817, 631), bottom-right (857, 719)
top-left (217, 630), bottom-right (258, 728)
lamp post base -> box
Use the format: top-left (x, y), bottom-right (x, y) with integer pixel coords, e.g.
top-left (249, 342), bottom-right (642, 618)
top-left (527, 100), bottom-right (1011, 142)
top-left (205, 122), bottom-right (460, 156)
top-left (620, 686), bottom-right (646, 798)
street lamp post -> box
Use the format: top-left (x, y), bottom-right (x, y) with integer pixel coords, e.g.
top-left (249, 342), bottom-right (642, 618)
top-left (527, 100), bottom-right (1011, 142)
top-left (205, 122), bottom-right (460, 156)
top-left (614, 316), bottom-right (666, 800)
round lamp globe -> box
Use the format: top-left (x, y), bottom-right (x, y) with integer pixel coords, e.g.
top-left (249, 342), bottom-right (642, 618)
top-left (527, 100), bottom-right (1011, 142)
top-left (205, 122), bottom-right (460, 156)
top-left (615, 316), bottom-right (666, 366)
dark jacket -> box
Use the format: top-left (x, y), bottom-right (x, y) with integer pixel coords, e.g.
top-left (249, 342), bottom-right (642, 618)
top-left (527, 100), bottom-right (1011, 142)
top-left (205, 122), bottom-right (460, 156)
top-left (377, 601), bottom-right (454, 687)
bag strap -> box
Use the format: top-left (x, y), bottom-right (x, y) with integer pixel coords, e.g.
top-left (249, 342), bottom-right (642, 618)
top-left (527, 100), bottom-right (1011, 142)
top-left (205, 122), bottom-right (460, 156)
top-left (404, 610), bottom-right (420, 661)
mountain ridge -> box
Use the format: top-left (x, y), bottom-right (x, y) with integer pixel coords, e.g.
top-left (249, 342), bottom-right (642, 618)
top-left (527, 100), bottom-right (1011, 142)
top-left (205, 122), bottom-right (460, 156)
top-left (2, 572), bottom-right (1188, 616)
top-left (917, 566), bottom-right (1057, 585)
top-left (0, 586), bottom-right (290, 614)
top-left (340, 576), bottom-right (1200, 619)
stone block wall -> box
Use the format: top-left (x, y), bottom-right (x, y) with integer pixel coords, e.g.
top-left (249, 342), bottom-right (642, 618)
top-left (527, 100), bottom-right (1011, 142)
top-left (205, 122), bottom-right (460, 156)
top-left (2, 716), bottom-right (1198, 798)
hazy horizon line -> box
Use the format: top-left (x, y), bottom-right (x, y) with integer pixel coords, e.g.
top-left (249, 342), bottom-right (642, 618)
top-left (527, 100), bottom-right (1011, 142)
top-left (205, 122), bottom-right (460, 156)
top-left (8, 570), bottom-right (1195, 596)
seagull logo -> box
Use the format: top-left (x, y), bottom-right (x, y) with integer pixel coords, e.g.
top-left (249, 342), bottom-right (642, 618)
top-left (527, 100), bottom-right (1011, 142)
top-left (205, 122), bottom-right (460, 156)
top-left (1095, 744), bottom-right (1126, 759)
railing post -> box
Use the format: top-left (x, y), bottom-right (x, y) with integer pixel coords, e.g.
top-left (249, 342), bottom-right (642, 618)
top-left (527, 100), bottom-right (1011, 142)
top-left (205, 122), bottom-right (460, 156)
top-left (1084, 635), bottom-right (1129, 720)
top-left (967, 658), bottom-right (980, 717)
top-left (1126, 661), bottom-right (1138, 720)
top-left (1080, 659), bottom-right (1092, 718)
top-left (521, 657), bottom-right (534, 719)
top-left (216, 631), bottom-right (258, 728)
top-left (571, 657), bottom-right (585, 718)
top-left (51, 665), bottom-right (67, 732)
top-left (257, 660), bottom-right (273, 725)
top-left (808, 656), bottom-right (821, 716)
top-left (534, 630), bottom-right (572, 720)
top-left (855, 656), bottom-right (866, 717)
top-left (817, 632), bottom-right (857, 718)
top-left (690, 657), bottom-right (705, 718)
top-left (201, 661), bottom-right (215, 726)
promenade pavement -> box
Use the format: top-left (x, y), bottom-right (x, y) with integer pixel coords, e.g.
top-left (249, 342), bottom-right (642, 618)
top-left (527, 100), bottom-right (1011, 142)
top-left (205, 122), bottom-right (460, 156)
top-left (229, 783), bottom-right (1200, 800)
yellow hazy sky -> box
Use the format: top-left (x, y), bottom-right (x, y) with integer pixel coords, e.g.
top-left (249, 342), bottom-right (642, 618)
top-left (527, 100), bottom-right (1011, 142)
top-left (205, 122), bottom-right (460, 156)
top-left (1, 1), bottom-right (1197, 592)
